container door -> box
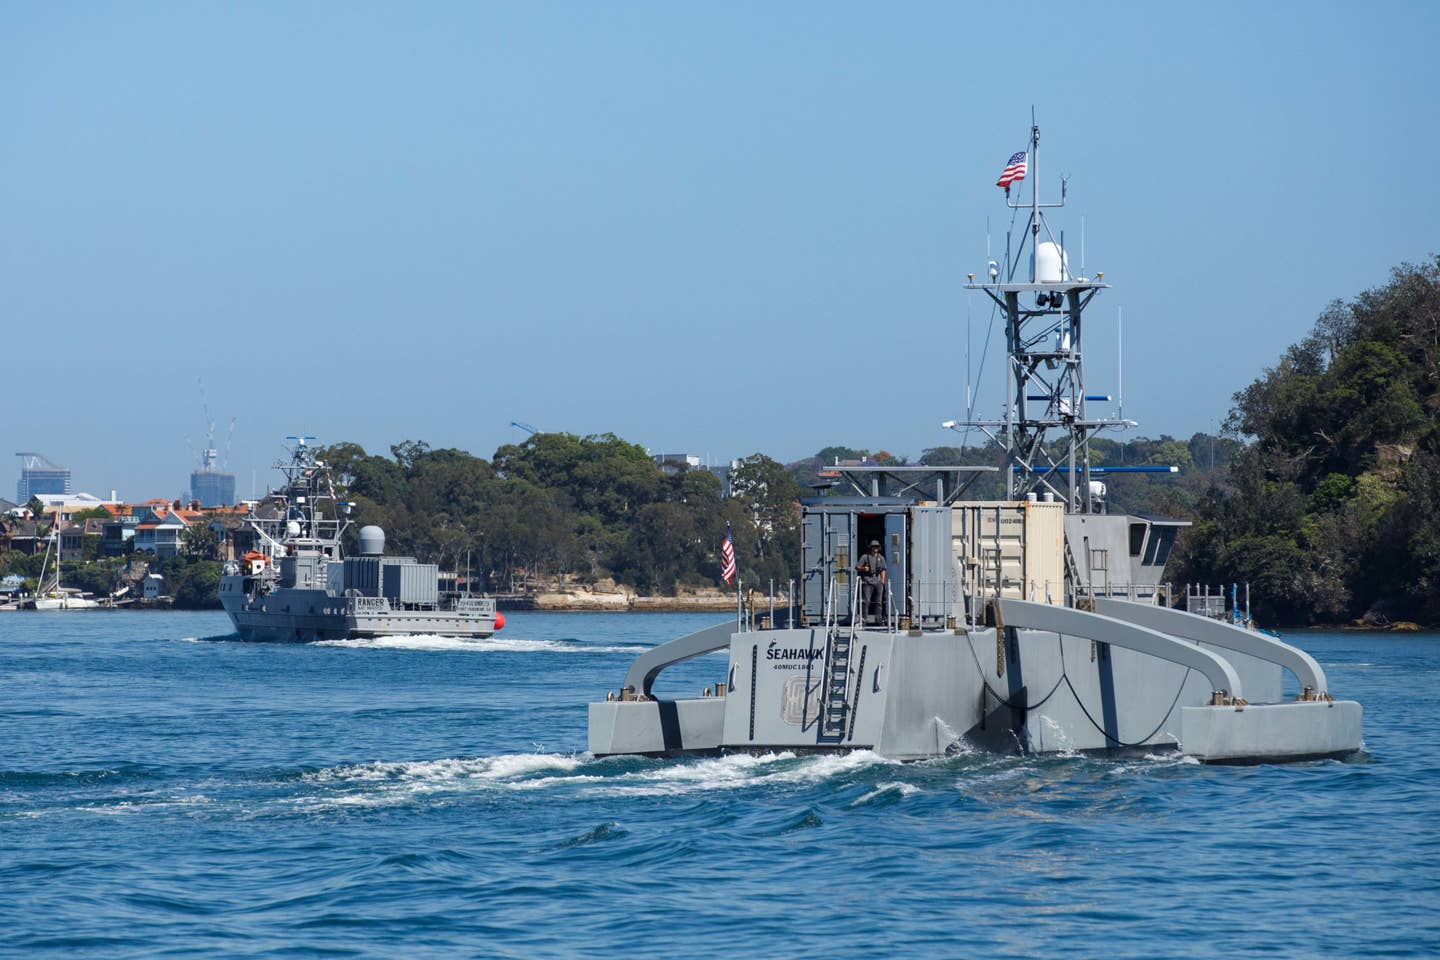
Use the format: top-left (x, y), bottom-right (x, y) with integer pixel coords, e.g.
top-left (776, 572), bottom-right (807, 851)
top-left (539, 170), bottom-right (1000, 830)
top-left (884, 512), bottom-right (908, 622)
top-left (911, 506), bottom-right (953, 626)
top-left (830, 515), bottom-right (854, 624)
top-left (802, 512), bottom-right (825, 624)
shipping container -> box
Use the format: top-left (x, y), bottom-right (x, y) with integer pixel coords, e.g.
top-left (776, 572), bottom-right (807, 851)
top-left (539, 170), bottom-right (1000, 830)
top-left (951, 501), bottom-right (1064, 605)
top-left (382, 561), bottom-right (438, 606)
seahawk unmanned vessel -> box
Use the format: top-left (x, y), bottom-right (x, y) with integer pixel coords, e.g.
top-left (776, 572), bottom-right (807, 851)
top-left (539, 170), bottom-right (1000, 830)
top-left (219, 437), bottom-right (500, 642)
top-left (589, 124), bottom-right (1362, 763)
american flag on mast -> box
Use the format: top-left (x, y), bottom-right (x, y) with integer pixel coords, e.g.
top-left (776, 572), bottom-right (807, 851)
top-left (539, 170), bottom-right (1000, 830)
top-left (720, 524), bottom-right (737, 585)
top-left (996, 149), bottom-right (1028, 191)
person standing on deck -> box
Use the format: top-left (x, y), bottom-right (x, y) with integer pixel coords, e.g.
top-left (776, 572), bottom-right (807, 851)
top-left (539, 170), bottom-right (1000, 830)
top-left (857, 540), bottom-right (887, 624)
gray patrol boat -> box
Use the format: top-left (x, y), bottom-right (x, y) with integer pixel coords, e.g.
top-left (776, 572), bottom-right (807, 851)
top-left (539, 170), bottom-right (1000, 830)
top-left (219, 437), bottom-right (500, 642)
top-left (590, 123), bottom-right (1362, 763)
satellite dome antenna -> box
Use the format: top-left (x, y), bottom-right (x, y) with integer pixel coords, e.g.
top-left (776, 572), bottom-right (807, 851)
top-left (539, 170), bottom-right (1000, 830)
top-left (957, 112), bottom-right (1136, 513)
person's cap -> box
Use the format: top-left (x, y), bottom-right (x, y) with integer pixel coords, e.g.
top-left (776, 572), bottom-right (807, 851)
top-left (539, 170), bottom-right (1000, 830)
top-left (869, 540), bottom-right (880, 547)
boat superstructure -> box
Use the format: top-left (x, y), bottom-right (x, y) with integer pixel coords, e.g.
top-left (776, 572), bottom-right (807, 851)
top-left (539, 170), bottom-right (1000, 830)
top-left (219, 436), bottom-right (500, 642)
top-left (588, 123), bottom-right (1362, 763)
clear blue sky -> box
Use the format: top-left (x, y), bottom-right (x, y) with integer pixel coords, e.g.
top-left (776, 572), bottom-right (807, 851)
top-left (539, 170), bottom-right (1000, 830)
top-left (3, 2), bottom-right (1437, 499)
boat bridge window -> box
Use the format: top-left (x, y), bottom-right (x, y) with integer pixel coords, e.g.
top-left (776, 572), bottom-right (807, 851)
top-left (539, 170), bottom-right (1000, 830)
top-left (1142, 526), bottom-right (1177, 567)
top-left (1129, 522), bottom-right (1148, 558)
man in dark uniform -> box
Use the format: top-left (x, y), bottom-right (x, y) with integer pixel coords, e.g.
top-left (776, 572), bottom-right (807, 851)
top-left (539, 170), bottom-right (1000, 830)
top-left (856, 539), bottom-right (887, 625)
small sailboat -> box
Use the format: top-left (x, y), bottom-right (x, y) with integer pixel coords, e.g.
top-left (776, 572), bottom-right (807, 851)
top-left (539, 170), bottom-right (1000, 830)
top-left (30, 519), bottom-right (101, 610)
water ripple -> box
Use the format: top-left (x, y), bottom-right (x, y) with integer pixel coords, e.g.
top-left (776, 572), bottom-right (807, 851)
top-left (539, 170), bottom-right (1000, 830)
top-left (1, 612), bottom-right (1435, 959)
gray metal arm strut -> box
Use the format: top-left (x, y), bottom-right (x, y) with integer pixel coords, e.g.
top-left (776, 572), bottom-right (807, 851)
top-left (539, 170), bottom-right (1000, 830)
top-left (623, 621), bottom-right (736, 697)
top-left (995, 598), bottom-right (1243, 699)
top-left (1093, 598), bottom-right (1328, 696)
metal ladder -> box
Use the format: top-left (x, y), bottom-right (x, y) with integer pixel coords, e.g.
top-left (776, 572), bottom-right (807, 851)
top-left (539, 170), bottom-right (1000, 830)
top-left (1064, 537), bottom-right (1083, 602)
top-left (817, 575), bottom-right (861, 743)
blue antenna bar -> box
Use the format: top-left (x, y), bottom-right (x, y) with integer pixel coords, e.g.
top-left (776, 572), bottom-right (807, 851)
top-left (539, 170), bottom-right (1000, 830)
top-left (1011, 465), bottom-right (1179, 474)
top-left (1026, 395), bottom-right (1112, 402)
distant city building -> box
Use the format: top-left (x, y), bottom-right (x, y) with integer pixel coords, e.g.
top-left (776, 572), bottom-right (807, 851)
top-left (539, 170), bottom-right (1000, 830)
top-left (190, 445), bottom-right (235, 506)
top-left (710, 462), bottom-right (735, 498)
top-left (15, 452), bottom-right (71, 503)
top-left (652, 453), bottom-right (703, 476)
top-left (191, 469), bottom-right (236, 507)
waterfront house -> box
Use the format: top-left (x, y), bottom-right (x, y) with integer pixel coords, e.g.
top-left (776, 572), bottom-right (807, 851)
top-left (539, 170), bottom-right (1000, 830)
top-left (34, 492), bottom-right (115, 524)
top-left (134, 510), bottom-right (191, 559)
top-left (59, 519), bottom-right (105, 561)
top-left (102, 514), bottom-right (141, 557)
top-left (0, 518), bottom-right (46, 555)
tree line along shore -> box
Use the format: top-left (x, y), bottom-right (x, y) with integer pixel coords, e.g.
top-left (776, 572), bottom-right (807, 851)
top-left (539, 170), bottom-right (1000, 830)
top-left (4, 257), bottom-right (1436, 627)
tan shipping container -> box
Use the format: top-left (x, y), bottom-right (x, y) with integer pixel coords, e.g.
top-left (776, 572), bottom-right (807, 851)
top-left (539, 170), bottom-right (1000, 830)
top-left (951, 501), bottom-right (1065, 605)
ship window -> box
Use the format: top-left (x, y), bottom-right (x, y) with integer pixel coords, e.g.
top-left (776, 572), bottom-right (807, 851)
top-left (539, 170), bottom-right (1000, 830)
top-left (1144, 527), bottom-right (1177, 567)
top-left (1128, 522), bottom-right (1147, 557)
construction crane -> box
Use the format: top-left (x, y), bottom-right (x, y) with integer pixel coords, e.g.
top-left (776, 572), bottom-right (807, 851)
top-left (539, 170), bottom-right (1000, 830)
top-left (510, 421), bottom-right (539, 436)
top-left (190, 377), bottom-right (218, 469)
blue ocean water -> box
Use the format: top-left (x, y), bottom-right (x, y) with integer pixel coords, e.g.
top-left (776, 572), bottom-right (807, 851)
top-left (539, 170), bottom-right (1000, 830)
top-left (2, 611), bottom-right (1436, 958)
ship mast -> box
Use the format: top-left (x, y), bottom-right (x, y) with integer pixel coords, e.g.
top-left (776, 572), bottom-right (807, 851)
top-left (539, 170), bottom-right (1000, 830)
top-left (958, 119), bottom-right (1134, 513)
top-left (248, 436), bottom-right (353, 558)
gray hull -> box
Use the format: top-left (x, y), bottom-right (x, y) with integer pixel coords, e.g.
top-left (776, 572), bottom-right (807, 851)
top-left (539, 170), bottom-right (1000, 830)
top-left (589, 602), bottom-right (1362, 764)
top-left (220, 576), bottom-right (497, 642)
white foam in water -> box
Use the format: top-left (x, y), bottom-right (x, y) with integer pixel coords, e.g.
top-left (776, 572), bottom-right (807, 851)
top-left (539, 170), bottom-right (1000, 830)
top-left (294, 753), bottom-right (592, 811)
top-left (527, 750), bottom-right (898, 797)
top-left (306, 753), bottom-right (587, 784)
top-left (851, 781), bottom-right (922, 805)
top-left (296, 749), bottom-right (904, 809)
top-left (1038, 715), bottom-right (1080, 757)
top-left (313, 635), bottom-right (647, 654)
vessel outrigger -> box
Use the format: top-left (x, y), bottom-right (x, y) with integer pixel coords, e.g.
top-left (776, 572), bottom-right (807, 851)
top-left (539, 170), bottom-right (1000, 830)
top-left (589, 123), bottom-right (1362, 763)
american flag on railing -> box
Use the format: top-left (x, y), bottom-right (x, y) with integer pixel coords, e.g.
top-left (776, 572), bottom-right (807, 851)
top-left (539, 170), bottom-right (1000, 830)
top-left (996, 150), bottom-right (1027, 190)
top-left (720, 524), bottom-right (736, 584)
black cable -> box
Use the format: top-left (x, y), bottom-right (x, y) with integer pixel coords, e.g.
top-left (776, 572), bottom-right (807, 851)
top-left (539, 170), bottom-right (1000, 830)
top-left (963, 628), bottom-right (1065, 712)
top-left (1058, 634), bottom-right (1191, 749)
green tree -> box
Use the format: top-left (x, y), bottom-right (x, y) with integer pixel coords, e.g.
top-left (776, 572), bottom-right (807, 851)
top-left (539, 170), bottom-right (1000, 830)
top-left (157, 555), bottom-right (223, 609)
top-left (182, 523), bottom-right (221, 560)
top-left (1180, 255), bottom-right (1440, 625)
top-left (729, 454), bottom-right (802, 565)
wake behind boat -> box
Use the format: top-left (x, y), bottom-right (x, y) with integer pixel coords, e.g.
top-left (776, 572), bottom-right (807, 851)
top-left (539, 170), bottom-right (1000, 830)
top-left (219, 436), bottom-right (501, 642)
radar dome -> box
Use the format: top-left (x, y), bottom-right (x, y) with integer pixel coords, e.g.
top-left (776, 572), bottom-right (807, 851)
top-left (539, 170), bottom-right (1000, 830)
top-left (1034, 241), bottom-right (1069, 285)
top-left (358, 525), bottom-right (386, 556)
